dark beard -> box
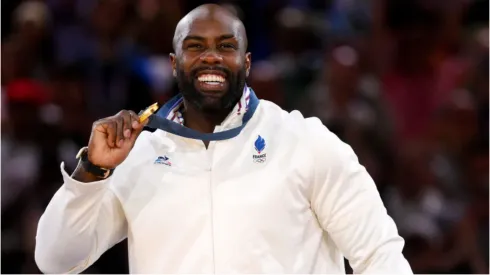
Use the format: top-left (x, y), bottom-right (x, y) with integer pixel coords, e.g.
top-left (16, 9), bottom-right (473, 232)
top-left (176, 65), bottom-right (247, 113)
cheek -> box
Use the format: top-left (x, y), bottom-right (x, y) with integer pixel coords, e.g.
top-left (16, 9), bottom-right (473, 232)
top-left (223, 56), bottom-right (245, 73)
top-left (178, 54), bottom-right (202, 74)
top-left (176, 60), bottom-right (191, 76)
top-left (180, 54), bottom-right (193, 65)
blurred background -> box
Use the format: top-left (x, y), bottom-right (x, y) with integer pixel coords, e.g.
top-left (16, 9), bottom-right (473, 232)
top-left (1, 0), bottom-right (488, 273)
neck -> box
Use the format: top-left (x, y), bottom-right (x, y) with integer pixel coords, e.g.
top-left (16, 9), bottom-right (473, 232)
top-left (182, 101), bottom-right (233, 134)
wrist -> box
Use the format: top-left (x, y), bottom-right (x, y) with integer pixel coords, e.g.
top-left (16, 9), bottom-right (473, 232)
top-left (75, 147), bottom-right (115, 180)
top-left (71, 163), bottom-right (104, 183)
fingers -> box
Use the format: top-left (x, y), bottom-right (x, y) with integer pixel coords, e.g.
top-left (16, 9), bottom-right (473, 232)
top-left (115, 115), bottom-right (124, 147)
top-left (122, 110), bottom-right (132, 139)
top-left (130, 110), bottom-right (144, 130)
top-left (100, 121), bottom-right (117, 148)
top-left (129, 111), bottom-right (149, 143)
top-left (116, 110), bottom-right (142, 146)
top-left (92, 119), bottom-right (115, 148)
top-left (93, 110), bottom-right (147, 149)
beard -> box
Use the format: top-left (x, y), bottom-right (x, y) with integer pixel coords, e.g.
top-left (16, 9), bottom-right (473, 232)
top-left (175, 64), bottom-right (247, 113)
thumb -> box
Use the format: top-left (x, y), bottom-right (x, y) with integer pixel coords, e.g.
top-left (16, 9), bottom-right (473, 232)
top-left (129, 118), bottom-right (148, 143)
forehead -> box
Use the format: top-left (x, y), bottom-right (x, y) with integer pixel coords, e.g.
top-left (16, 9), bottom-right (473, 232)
top-left (176, 12), bottom-right (243, 44)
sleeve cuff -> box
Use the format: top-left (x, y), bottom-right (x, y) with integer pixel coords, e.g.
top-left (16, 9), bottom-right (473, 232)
top-left (60, 162), bottom-right (111, 192)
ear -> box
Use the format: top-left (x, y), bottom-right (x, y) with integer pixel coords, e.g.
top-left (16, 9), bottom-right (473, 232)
top-left (245, 52), bottom-right (252, 77)
top-left (169, 53), bottom-right (177, 77)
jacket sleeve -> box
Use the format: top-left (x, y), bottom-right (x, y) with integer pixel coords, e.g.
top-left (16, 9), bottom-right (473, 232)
top-left (308, 120), bottom-right (412, 274)
top-left (34, 162), bottom-right (128, 274)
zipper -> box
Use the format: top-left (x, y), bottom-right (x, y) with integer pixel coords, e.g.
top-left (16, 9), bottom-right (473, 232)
top-left (209, 167), bottom-right (216, 273)
top-left (207, 142), bottom-right (216, 274)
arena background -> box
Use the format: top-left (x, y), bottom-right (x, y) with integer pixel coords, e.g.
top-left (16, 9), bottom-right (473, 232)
top-left (1, 0), bottom-right (488, 273)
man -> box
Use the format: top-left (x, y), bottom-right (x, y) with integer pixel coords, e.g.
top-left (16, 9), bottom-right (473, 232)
top-left (35, 4), bottom-right (412, 274)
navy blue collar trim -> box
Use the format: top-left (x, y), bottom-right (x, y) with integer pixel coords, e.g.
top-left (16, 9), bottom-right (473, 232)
top-left (145, 88), bottom-right (259, 141)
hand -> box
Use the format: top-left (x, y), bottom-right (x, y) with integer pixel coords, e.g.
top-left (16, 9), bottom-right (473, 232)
top-left (87, 110), bottom-right (147, 169)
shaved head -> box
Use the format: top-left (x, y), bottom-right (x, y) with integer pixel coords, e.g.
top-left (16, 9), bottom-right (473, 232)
top-left (173, 4), bottom-right (248, 52)
top-left (169, 3), bottom-right (252, 114)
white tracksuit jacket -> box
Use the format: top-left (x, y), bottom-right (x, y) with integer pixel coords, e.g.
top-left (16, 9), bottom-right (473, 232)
top-left (35, 95), bottom-right (412, 274)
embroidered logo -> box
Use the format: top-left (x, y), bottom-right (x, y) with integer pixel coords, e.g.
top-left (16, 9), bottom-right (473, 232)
top-left (253, 135), bottom-right (267, 163)
top-left (154, 155), bottom-right (172, 166)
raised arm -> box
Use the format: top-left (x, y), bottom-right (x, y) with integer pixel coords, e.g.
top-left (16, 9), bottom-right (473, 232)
top-left (35, 110), bottom-right (147, 273)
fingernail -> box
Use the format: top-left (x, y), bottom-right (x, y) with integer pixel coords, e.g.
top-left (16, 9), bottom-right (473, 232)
top-left (132, 121), bottom-right (139, 128)
top-left (124, 129), bottom-right (131, 138)
top-left (118, 139), bottom-right (123, 147)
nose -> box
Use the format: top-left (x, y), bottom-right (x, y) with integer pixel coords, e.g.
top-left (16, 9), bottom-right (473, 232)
top-left (199, 50), bottom-right (223, 65)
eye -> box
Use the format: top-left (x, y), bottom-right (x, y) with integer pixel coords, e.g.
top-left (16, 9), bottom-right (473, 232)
top-left (187, 43), bottom-right (203, 50)
top-left (219, 43), bottom-right (237, 50)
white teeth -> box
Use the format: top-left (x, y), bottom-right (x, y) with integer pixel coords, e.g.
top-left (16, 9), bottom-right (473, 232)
top-left (198, 74), bottom-right (225, 83)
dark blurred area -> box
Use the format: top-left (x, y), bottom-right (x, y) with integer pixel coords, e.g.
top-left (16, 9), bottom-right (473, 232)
top-left (1, 0), bottom-right (488, 273)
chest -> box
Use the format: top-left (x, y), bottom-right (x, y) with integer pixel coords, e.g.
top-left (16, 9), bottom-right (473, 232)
top-left (117, 128), bottom-right (314, 234)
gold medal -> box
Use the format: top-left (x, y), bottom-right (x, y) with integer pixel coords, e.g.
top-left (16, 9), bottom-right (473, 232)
top-left (138, 103), bottom-right (159, 123)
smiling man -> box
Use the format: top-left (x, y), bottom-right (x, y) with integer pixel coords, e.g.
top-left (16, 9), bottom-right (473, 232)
top-left (35, 4), bottom-right (412, 274)
top-left (169, 8), bottom-right (250, 142)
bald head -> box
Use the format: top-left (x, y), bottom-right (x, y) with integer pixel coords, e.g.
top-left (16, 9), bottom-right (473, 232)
top-left (169, 4), bottom-right (251, 113)
top-left (172, 4), bottom-right (248, 52)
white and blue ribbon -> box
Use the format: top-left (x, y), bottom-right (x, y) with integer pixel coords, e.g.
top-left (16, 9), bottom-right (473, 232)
top-left (145, 86), bottom-right (259, 141)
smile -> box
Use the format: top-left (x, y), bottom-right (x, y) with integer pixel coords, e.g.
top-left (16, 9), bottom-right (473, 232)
top-left (197, 74), bottom-right (226, 85)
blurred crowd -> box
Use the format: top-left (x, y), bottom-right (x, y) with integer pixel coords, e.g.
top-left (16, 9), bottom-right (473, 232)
top-left (1, 0), bottom-right (488, 273)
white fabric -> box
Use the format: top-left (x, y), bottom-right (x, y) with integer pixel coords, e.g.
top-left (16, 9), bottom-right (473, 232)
top-left (35, 98), bottom-right (412, 274)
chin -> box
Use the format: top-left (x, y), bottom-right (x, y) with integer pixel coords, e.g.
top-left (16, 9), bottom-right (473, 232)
top-left (196, 88), bottom-right (227, 98)
top-left (199, 97), bottom-right (226, 111)
top-left (181, 83), bottom-right (242, 112)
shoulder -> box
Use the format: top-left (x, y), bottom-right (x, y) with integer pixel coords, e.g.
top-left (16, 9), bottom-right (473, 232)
top-left (259, 99), bottom-right (337, 143)
top-left (258, 100), bottom-right (320, 130)
top-left (259, 99), bottom-right (356, 164)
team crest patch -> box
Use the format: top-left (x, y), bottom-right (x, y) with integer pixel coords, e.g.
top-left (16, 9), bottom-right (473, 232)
top-left (154, 155), bottom-right (172, 166)
top-left (253, 135), bottom-right (266, 163)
